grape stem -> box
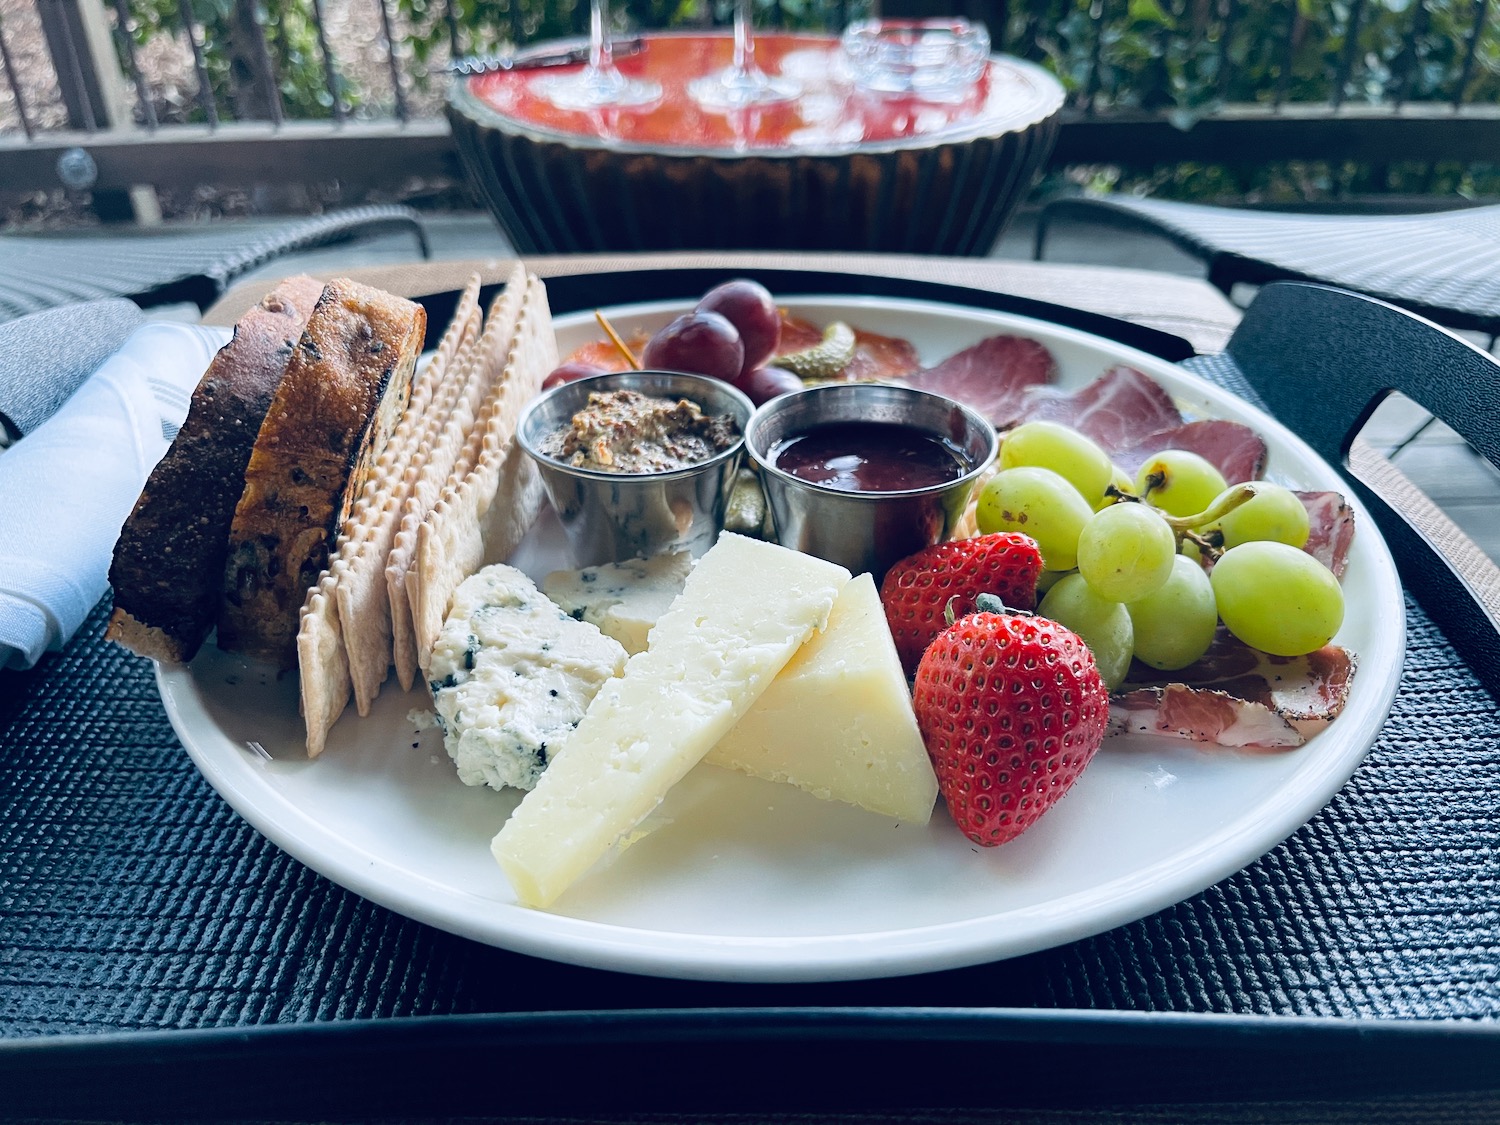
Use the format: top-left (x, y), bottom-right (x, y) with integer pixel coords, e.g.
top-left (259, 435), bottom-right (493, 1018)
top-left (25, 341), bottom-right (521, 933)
top-left (594, 310), bottom-right (641, 369)
top-left (1160, 482), bottom-right (1263, 533)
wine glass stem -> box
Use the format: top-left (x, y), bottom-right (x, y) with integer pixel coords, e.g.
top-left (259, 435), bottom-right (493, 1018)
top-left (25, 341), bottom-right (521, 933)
top-left (590, 0), bottom-right (612, 72)
top-left (733, 0), bottom-right (755, 75)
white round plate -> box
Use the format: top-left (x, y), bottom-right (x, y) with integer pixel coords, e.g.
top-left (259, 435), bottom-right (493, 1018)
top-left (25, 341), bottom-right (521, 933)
top-left (156, 294), bottom-right (1405, 983)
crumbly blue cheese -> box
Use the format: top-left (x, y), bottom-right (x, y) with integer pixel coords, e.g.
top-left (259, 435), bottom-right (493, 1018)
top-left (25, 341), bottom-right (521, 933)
top-left (428, 564), bottom-right (627, 792)
top-left (541, 551), bottom-right (692, 655)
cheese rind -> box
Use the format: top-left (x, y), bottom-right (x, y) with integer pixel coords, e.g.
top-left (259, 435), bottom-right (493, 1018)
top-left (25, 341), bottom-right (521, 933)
top-left (542, 552), bottom-right (692, 655)
top-left (492, 533), bottom-right (850, 908)
top-left (428, 565), bottom-right (627, 792)
top-left (706, 573), bottom-right (938, 824)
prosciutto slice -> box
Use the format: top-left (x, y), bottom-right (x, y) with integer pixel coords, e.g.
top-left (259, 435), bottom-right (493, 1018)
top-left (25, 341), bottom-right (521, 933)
top-left (1114, 419), bottom-right (1268, 486)
top-left (1109, 633), bottom-right (1357, 749)
top-left (901, 335), bottom-right (1057, 429)
top-left (1007, 366), bottom-right (1268, 484)
top-left (1299, 490), bottom-right (1356, 578)
top-left (1016, 365), bottom-right (1182, 450)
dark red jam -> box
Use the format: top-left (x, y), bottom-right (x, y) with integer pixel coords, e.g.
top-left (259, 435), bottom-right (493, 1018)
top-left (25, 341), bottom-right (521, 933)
top-left (769, 422), bottom-right (969, 493)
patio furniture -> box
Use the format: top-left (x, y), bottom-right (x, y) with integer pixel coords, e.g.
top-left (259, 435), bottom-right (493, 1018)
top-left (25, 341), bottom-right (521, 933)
top-left (1033, 195), bottom-right (1500, 341)
top-left (0, 204), bottom-right (431, 323)
top-left (447, 33), bottom-right (1063, 255)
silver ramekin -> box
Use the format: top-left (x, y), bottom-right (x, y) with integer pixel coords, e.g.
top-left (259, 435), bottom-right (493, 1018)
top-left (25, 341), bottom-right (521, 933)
top-left (745, 383), bottom-right (998, 580)
top-left (518, 370), bottom-right (754, 567)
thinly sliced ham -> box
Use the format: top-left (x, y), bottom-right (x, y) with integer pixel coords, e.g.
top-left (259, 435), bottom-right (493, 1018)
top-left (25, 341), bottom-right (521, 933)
top-left (901, 335), bottom-right (1057, 429)
top-left (1014, 367), bottom-right (1268, 485)
top-left (1108, 633), bottom-right (1357, 749)
top-left (776, 313), bottom-right (921, 382)
top-left (1016, 365), bottom-right (1182, 450)
top-left (1110, 687), bottom-right (1307, 748)
top-left (1299, 490), bottom-right (1356, 578)
top-left (1114, 419), bottom-right (1268, 486)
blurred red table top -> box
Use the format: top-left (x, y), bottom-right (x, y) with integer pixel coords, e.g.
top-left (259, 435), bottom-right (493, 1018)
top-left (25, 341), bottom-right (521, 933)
top-left (447, 32), bottom-right (1064, 255)
top-left (464, 32), bottom-right (1062, 154)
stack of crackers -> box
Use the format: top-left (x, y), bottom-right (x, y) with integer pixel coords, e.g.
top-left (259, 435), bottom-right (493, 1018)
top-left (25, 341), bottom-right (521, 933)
top-left (298, 264), bottom-right (557, 756)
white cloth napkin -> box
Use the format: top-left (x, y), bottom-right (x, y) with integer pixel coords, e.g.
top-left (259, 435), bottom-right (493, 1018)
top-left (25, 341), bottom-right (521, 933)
top-left (0, 322), bottom-right (232, 670)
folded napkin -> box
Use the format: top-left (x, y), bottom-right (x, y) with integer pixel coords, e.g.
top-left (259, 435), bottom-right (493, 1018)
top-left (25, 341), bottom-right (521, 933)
top-left (0, 321), bottom-right (232, 670)
top-left (0, 300), bottom-right (145, 447)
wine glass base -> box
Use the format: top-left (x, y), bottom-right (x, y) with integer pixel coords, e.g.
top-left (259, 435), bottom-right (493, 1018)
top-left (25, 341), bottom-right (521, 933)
top-left (688, 67), bottom-right (801, 110)
top-left (532, 66), bottom-right (661, 110)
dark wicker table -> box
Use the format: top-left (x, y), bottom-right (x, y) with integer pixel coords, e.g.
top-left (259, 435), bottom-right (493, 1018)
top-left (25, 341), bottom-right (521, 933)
top-left (3, 255), bottom-right (1498, 1122)
top-left (446, 34), bottom-right (1063, 256)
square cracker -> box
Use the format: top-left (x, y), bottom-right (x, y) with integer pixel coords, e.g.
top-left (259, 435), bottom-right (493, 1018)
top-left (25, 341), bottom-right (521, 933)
top-left (336, 275), bottom-right (484, 715)
top-left (387, 262), bottom-right (528, 689)
top-left (411, 272), bottom-right (555, 670)
top-left (297, 275), bottom-right (481, 753)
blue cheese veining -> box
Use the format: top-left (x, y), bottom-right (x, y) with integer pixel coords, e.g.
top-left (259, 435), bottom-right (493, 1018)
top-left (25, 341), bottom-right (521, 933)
top-left (541, 551), bottom-right (692, 655)
top-left (428, 564), bottom-right (627, 792)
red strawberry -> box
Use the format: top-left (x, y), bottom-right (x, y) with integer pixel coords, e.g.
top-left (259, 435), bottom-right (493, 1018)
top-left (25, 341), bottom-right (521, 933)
top-left (913, 610), bottom-right (1108, 847)
top-left (880, 533), bottom-right (1043, 677)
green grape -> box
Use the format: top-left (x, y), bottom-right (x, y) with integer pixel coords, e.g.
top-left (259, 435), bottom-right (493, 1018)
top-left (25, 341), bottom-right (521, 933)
top-left (976, 467), bottom-right (1093, 571)
top-left (1211, 541), bottom-right (1344, 656)
top-left (1210, 483), bottom-right (1311, 549)
top-left (1134, 450), bottom-right (1228, 518)
top-left (1039, 574), bottom-right (1134, 691)
top-left (1036, 568), bottom-right (1072, 596)
top-left (999, 420), bottom-right (1114, 505)
top-left (1076, 501), bottom-right (1177, 603)
top-left (1126, 554), bottom-right (1219, 670)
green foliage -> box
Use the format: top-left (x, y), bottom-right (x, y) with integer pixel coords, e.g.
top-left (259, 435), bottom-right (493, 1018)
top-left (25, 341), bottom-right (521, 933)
top-left (110, 0), bottom-right (1500, 199)
top-left (122, 0), bottom-right (361, 122)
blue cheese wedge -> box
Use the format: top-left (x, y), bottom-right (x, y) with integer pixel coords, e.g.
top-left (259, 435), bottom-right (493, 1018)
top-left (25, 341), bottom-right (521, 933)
top-left (428, 564), bottom-right (627, 793)
top-left (541, 551), bottom-right (692, 656)
top-left (493, 533), bottom-right (850, 908)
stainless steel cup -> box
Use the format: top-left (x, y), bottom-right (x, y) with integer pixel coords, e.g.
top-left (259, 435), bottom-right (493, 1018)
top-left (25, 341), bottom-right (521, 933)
top-left (518, 370), bottom-right (754, 567)
top-left (745, 383), bottom-right (998, 580)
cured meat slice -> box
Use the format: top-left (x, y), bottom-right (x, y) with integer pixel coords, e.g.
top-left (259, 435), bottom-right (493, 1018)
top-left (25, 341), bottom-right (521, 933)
top-left (901, 335), bottom-right (1057, 428)
top-left (1299, 490), bottom-right (1356, 578)
top-left (1016, 365), bottom-right (1182, 450)
top-left (776, 313), bottom-right (922, 382)
top-left (1109, 632), bottom-right (1357, 749)
top-left (1114, 419), bottom-right (1269, 486)
top-left (1110, 687), bottom-right (1306, 748)
top-left (1009, 367), bottom-right (1266, 484)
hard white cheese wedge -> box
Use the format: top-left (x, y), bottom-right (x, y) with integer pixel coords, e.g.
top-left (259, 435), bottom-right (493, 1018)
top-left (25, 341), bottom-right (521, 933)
top-left (705, 572), bottom-right (938, 824)
top-left (492, 533), bottom-right (850, 908)
top-left (542, 551), bottom-right (691, 655)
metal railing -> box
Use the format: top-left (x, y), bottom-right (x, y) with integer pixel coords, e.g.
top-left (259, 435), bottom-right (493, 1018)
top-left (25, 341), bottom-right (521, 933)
top-left (1, 0), bottom-right (1497, 206)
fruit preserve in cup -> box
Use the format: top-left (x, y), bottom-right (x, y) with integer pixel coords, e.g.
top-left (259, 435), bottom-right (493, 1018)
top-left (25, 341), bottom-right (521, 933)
top-left (746, 383), bottom-right (997, 580)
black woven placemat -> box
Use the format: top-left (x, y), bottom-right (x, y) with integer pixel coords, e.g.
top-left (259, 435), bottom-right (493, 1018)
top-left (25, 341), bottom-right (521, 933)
top-left (2, 355), bottom-right (1498, 1040)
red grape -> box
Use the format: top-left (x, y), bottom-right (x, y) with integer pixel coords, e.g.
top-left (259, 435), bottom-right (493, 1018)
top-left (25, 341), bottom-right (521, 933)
top-left (542, 361), bottom-right (608, 391)
top-left (735, 365), bottom-right (804, 406)
top-left (641, 311), bottom-right (744, 382)
top-left (696, 279), bottom-right (781, 374)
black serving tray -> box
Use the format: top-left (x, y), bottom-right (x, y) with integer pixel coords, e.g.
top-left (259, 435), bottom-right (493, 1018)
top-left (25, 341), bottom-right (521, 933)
top-left (5, 1008), bottom-right (1500, 1120)
top-left (4, 271), bottom-right (1499, 1122)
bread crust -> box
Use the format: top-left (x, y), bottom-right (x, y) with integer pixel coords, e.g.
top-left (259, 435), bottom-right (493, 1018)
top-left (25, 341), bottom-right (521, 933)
top-left (105, 275), bottom-right (325, 663)
top-left (219, 278), bottom-right (425, 668)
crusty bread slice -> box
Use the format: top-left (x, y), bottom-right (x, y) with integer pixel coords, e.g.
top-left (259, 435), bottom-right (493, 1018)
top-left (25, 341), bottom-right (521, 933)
top-left (219, 279), bottom-right (425, 668)
top-left (294, 274), bottom-right (483, 757)
top-left (106, 275), bottom-right (325, 663)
